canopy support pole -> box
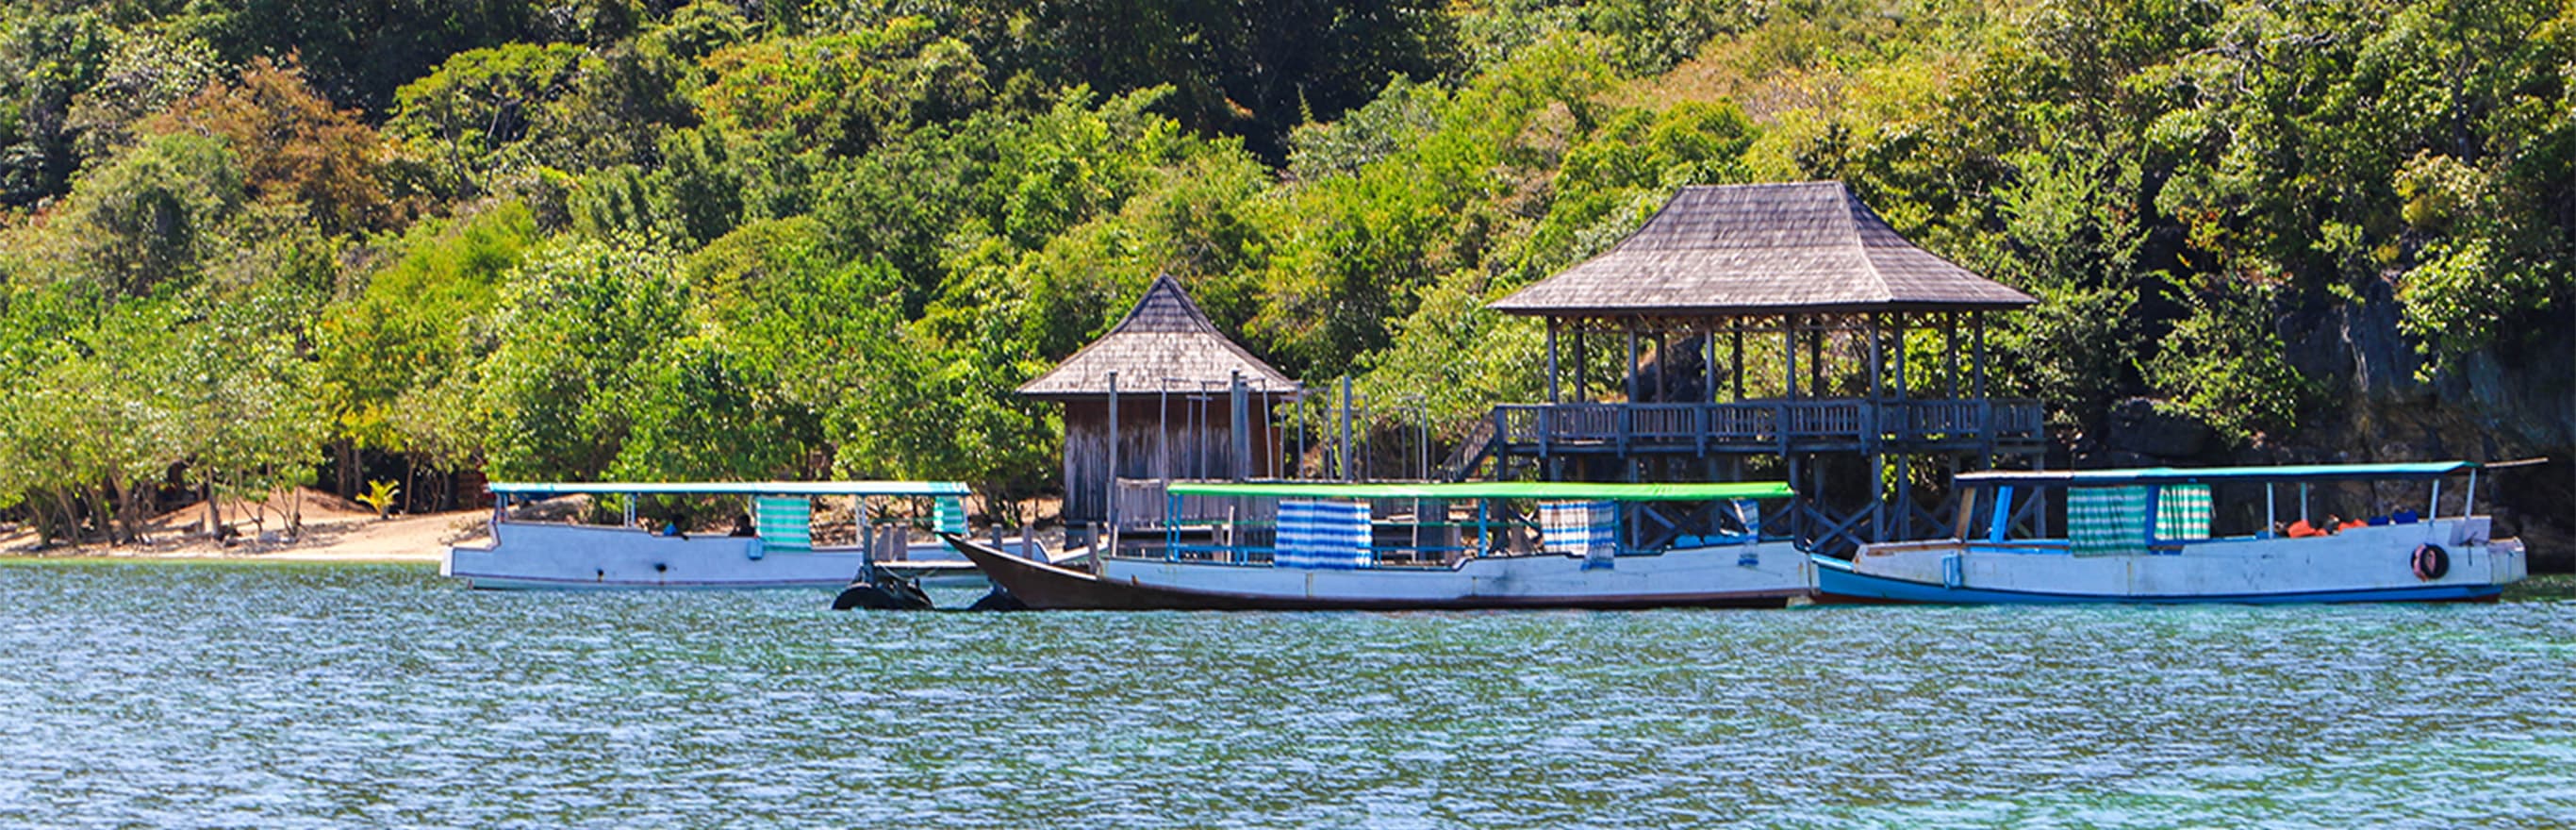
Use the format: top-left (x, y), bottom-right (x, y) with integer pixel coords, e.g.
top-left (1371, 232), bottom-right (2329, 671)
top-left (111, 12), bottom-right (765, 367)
top-left (2265, 484), bottom-right (2277, 537)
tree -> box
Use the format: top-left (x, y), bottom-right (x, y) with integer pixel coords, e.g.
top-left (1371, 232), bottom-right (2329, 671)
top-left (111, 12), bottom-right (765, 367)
top-left (54, 133), bottom-right (246, 299)
top-left (147, 58), bottom-right (395, 235)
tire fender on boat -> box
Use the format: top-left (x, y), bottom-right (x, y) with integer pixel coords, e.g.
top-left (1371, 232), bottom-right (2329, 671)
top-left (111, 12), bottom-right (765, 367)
top-left (2410, 543), bottom-right (2450, 581)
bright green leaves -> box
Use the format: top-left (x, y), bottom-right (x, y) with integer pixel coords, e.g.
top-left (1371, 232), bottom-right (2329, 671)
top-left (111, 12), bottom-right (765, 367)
top-left (55, 133), bottom-right (246, 299)
top-left (388, 43), bottom-right (587, 198)
top-left (477, 236), bottom-right (690, 481)
top-left (2141, 280), bottom-right (2314, 443)
top-left (698, 19), bottom-right (987, 158)
top-left (314, 203), bottom-right (538, 463)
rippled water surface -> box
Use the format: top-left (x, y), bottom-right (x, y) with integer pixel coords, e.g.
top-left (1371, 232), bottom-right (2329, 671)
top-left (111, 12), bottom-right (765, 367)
top-left (2, 561), bottom-right (2572, 828)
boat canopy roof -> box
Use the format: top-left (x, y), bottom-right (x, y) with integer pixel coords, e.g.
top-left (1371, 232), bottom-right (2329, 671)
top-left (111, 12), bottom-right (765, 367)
top-left (1956, 461), bottom-right (2474, 489)
top-left (1162, 480), bottom-right (1793, 501)
top-left (488, 481), bottom-right (970, 497)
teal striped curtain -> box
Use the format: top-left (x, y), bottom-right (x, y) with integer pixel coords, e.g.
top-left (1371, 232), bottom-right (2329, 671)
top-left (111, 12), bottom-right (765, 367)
top-left (2068, 486), bottom-right (2149, 556)
top-left (753, 495), bottom-right (814, 551)
top-left (934, 496), bottom-right (968, 535)
top-left (2157, 485), bottom-right (2212, 540)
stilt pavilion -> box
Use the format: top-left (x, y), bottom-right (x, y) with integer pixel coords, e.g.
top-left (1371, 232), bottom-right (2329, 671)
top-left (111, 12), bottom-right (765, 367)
top-left (1478, 182), bottom-right (2046, 554)
top-left (1018, 274), bottom-right (1298, 546)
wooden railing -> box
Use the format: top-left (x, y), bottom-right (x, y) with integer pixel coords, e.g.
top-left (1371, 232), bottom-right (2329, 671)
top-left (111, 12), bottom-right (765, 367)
top-left (1492, 398), bottom-right (2043, 449)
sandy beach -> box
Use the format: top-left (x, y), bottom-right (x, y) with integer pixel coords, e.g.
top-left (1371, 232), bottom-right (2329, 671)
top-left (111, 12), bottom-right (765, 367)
top-left (0, 489), bottom-right (486, 563)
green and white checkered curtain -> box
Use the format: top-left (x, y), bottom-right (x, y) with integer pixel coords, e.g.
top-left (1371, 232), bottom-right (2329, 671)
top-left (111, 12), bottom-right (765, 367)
top-left (934, 496), bottom-right (968, 535)
top-left (2157, 485), bottom-right (2212, 540)
top-left (753, 495), bottom-right (814, 551)
top-left (2068, 486), bottom-right (2149, 556)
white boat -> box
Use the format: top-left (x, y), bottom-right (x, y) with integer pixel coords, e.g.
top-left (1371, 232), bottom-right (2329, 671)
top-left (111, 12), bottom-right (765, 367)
top-left (1813, 461), bottom-right (2529, 604)
top-left (443, 481), bottom-right (990, 589)
top-left (950, 480), bottom-right (1813, 610)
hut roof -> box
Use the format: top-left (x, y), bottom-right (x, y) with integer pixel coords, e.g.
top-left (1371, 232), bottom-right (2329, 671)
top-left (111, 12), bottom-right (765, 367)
top-left (1016, 274), bottom-right (1296, 399)
top-left (1489, 182), bottom-right (2036, 318)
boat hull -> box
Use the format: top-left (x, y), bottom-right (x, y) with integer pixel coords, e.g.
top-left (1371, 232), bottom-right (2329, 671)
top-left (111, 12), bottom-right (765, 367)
top-left (1812, 555), bottom-right (2502, 605)
top-left (444, 523), bottom-right (991, 590)
top-left (1811, 521), bottom-right (2523, 606)
top-left (947, 534), bottom-right (1809, 611)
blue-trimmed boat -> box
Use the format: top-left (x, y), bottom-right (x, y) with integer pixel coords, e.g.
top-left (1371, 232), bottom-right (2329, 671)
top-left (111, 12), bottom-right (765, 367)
top-left (445, 481), bottom-right (987, 589)
top-left (1812, 461), bottom-right (2529, 605)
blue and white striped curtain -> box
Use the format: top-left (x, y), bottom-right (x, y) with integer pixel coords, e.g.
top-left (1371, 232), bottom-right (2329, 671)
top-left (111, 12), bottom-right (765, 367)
top-left (1276, 500), bottom-right (1371, 569)
top-left (1540, 501), bottom-right (1619, 570)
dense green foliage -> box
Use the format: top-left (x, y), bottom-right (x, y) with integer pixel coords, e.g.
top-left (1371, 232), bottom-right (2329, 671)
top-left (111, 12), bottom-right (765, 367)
top-left (2, 0), bottom-right (2570, 543)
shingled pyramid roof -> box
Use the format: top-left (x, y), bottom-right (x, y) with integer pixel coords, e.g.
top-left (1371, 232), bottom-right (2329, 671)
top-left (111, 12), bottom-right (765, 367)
top-left (1016, 274), bottom-right (1296, 399)
top-left (1490, 182), bottom-right (2036, 317)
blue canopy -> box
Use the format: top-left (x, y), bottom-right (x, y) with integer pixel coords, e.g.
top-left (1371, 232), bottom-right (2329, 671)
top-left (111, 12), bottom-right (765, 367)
top-left (1956, 461), bottom-right (2473, 488)
top-left (488, 481), bottom-right (969, 497)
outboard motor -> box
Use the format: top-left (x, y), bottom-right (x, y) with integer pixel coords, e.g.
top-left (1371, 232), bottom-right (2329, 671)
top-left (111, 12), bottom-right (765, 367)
top-left (966, 586), bottom-right (1028, 612)
top-left (832, 565), bottom-right (933, 611)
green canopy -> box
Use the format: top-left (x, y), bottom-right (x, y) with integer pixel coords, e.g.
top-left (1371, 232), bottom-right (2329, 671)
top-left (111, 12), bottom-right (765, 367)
top-left (489, 480), bottom-right (969, 497)
top-left (1161, 481), bottom-right (1792, 501)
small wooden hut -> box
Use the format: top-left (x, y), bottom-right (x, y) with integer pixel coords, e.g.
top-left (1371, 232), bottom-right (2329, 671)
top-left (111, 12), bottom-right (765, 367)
top-left (1019, 275), bottom-right (1297, 543)
top-left (1480, 181), bottom-right (2044, 552)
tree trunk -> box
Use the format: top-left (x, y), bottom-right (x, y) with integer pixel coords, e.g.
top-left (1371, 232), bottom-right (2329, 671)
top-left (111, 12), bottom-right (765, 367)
top-left (119, 482), bottom-right (150, 545)
top-left (202, 481), bottom-right (221, 538)
top-left (52, 489), bottom-right (81, 547)
top-left (337, 440), bottom-right (356, 499)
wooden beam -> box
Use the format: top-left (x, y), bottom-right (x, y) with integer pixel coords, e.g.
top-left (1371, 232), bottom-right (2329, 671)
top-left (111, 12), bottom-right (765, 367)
top-left (1573, 321), bottom-right (1587, 403)
top-left (1625, 325), bottom-right (1640, 403)
top-left (1892, 312), bottom-right (1907, 401)
top-left (1865, 313), bottom-right (1884, 403)
top-left (1704, 326), bottom-right (1719, 404)
top-left (1730, 323), bottom-right (1744, 401)
top-left (1545, 318), bottom-right (1560, 405)
top-left (1973, 311), bottom-right (1989, 399)
top-left (1943, 311), bottom-right (1960, 399)
top-left (1783, 314), bottom-right (1799, 399)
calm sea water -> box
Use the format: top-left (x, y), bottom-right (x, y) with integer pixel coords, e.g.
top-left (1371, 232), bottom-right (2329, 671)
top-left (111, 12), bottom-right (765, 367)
top-left (1, 561), bottom-right (2571, 829)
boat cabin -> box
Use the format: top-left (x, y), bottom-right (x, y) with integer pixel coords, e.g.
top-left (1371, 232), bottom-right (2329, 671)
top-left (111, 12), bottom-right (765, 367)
top-left (1148, 480), bottom-right (1790, 568)
top-left (1943, 461), bottom-right (2493, 553)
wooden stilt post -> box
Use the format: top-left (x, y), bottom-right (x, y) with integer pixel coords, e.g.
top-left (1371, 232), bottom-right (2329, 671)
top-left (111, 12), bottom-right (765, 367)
top-left (1626, 325), bottom-right (1641, 403)
top-left (1808, 319), bottom-right (1825, 398)
top-left (1973, 311), bottom-right (1989, 399)
top-left (1704, 325), bottom-right (1719, 404)
top-left (1866, 314), bottom-right (1884, 401)
top-left (1545, 318), bottom-right (1560, 405)
top-left (1892, 313), bottom-right (1907, 401)
top-left (1731, 323), bottom-right (1744, 400)
top-left (1943, 312), bottom-right (1960, 399)
top-left (1783, 315), bottom-right (1799, 399)
top-left (1573, 322), bottom-right (1588, 403)
top-left (1106, 371), bottom-right (1119, 555)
